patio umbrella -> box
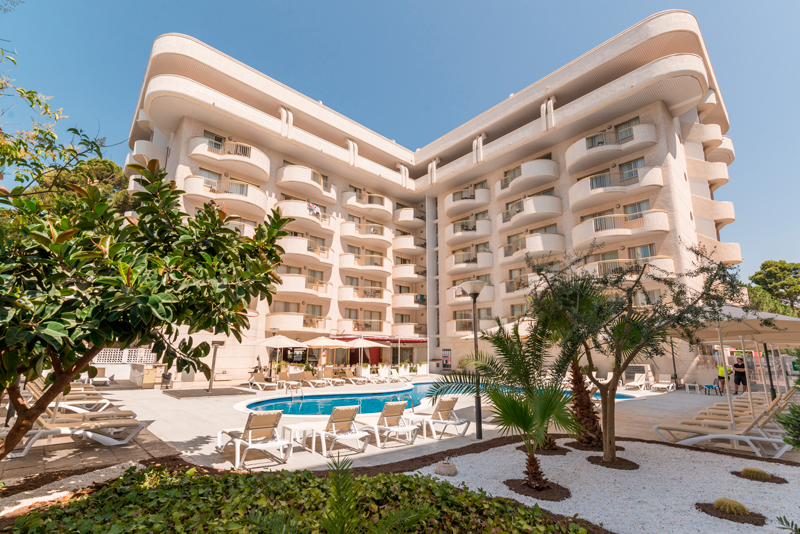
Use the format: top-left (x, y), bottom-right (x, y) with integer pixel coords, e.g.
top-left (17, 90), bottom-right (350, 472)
top-left (304, 337), bottom-right (352, 366)
top-left (346, 338), bottom-right (389, 365)
top-left (245, 335), bottom-right (308, 366)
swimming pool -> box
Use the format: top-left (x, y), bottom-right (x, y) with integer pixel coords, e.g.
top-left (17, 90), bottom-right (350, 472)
top-left (242, 382), bottom-right (634, 416)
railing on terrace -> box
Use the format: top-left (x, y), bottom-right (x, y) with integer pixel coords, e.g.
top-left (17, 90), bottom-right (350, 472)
top-left (94, 347), bottom-right (156, 365)
top-left (413, 294), bottom-right (426, 305)
top-left (353, 320), bottom-right (386, 332)
top-left (343, 286), bottom-right (390, 299)
top-left (585, 127), bottom-right (635, 149)
top-left (303, 314), bottom-right (327, 329)
top-left (309, 170), bottom-right (331, 192)
top-left (349, 222), bottom-right (388, 237)
top-left (504, 275), bottom-right (531, 293)
top-left (344, 254), bottom-right (389, 268)
top-left (587, 210), bottom-right (662, 232)
top-left (453, 319), bottom-right (474, 332)
top-left (351, 192), bottom-right (387, 206)
top-left (583, 169), bottom-right (642, 190)
top-left (452, 221), bottom-right (477, 232)
top-left (452, 189), bottom-right (476, 202)
top-left (584, 258), bottom-right (657, 277)
top-left (452, 251), bottom-right (478, 265)
top-left (204, 179), bottom-right (249, 196)
top-left (304, 276), bottom-right (329, 293)
top-left (305, 240), bottom-right (331, 258)
top-left (206, 139), bottom-right (253, 159)
top-left (502, 200), bottom-right (525, 223)
top-left (412, 209), bottom-right (426, 221)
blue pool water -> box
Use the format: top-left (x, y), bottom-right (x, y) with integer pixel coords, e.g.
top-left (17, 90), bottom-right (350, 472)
top-left (246, 382), bottom-right (634, 416)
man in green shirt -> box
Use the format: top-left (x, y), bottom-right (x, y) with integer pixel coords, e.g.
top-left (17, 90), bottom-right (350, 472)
top-left (717, 364), bottom-right (732, 393)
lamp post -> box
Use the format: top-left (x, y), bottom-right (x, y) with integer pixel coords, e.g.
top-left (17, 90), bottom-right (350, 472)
top-left (459, 279), bottom-right (487, 440)
top-left (207, 341), bottom-right (225, 393)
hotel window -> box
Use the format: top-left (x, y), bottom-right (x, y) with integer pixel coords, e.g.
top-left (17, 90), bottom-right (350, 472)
top-left (533, 188), bottom-right (555, 197)
top-left (630, 244), bottom-right (656, 260)
top-left (474, 210), bottom-right (489, 220)
top-left (308, 269), bottom-right (323, 281)
top-left (306, 304), bottom-right (322, 317)
top-left (203, 130), bottom-right (224, 150)
top-left (531, 224), bottom-right (558, 234)
top-left (475, 242), bottom-right (490, 253)
top-left (616, 117), bottom-right (640, 141)
top-left (199, 168), bottom-right (222, 186)
top-left (345, 308), bottom-right (359, 320)
top-left (509, 268), bottom-right (525, 281)
top-left (396, 202), bottom-right (408, 210)
top-left (277, 265), bottom-right (302, 275)
top-left (454, 310), bottom-right (472, 321)
top-left (452, 278), bottom-right (468, 287)
top-left (365, 249), bottom-right (383, 257)
top-left (477, 308), bottom-right (493, 320)
top-left (581, 209), bottom-right (614, 223)
top-left (473, 180), bottom-right (488, 190)
top-left (624, 200), bottom-right (650, 221)
top-left (476, 274), bottom-right (491, 285)
top-left (510, 304), bottom-right (526, 318)
top-left (395, 256), bottom-right (411, 265)
top-left (347, 245), bottom-right (360, 255)
top-left (508, 232), bottom-right (523, 245)
top-left (395, 314), bottom-right (411, 323)
top-left (634, 289), bottom-right (661, 307)
top-left (600, 251), bottom-right (619, 262)
top-left (396, 229), bottom-right (410, 236)
top-left (364, 310), bottom-right (382, 321)
top-left (272, 301), bottom-right (299, 313)
top-left (347, 214), bottom-right (361, 224)
top-left (345, 276), bottom-right (359, 287)
top-left (364, 279), bottom-right (382, 288)
top-left (309, 235), bottom-right (325, 248)
top-left (397, 285), bottom-right (410, 294)
top-left (619, 157), bottom-right (646, 182)
top-left (281, 193), bottom-right (301, 202)
top-left (503, 166), bottom-right (521, 183)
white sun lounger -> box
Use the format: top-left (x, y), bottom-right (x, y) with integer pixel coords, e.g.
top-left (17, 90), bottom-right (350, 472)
top-left (313, 406), bottom-right (371, 457)
top-left (321, 369), bottom-right (345, 387)
top-left (389, 369), bottom-right (412, 383)
top-left (418, 398), bottom-right (470, 439)
top-left (650, 374), bottom-right (676, 393)
top-left (623, 373), bottom-right (648, 390)
top-left (342, 369), bottom-right (368, 385)
top-left (4, 417), bottom-right (144, 459)
top-left (301, 371), bottom-right (327, 388)
top-left (217, 410), bottom-right (291, 468)
top-left (248, 371), bottom-right (278, 391)
top-left (360, 401), bottom-right (419, 448)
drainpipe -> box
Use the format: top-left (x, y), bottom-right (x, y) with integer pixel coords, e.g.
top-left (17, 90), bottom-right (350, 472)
top-left (346, 139), bottom-right (358, 166)
top-left (472, 133), bottom-right (487, 164)
top-left (396, 163), bottom-right (409, 187)
top-left (546, 96), bottom-right (557, 130)
top-left (427, 158), bottom-right (440, 184)
top-left (279, 107), bottom-right (293, 137)
top-left (540, 101), bottom-right (548, 133)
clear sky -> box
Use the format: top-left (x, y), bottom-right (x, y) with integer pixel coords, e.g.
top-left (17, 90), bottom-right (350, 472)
top-left (2, 1), bottom-right (798, 279)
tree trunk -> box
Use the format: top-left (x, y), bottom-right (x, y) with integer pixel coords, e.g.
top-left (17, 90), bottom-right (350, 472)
top-left (541, 432), bottom-right (557, 450)
top-left (0, 345), bottom-right (103, 461)
top-left (525, 452), bottom-right (550, 490)
top-left (570, 360), bottom-right (603, 447)
top-left (600, 379), bottom-right (619, 462)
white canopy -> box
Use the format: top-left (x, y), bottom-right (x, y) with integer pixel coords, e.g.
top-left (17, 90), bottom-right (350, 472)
top-left (346, 338), bottom-right (389, 349)
top-left (304, 337), bottom-right (352, 349)
top-left (245, 335), bottom-right (308, 349)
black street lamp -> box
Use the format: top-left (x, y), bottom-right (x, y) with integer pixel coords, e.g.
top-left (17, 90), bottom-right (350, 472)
top-left (459, 279), bottom-right (487, 439)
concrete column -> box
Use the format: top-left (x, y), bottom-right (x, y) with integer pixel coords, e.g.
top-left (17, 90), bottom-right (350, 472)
top-left (425, 195), bottom-right (438, 363)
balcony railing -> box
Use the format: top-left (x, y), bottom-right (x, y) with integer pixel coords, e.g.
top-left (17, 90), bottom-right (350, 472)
top-left (585, 169), bottom-right (641, 190)
top-left (453, 251), bottom-right (478, 265)
top-left (303, 314), bottom-right (327, 329)
top-left (344, 286), bottom-right (389, 299)
top-left (353, 320), bottom-right (385, 332)
top-left (345, 254), bottom-right (389, 268)
top-left (584, 257), bottom-right (653, 277)
top-left (452, 189), bottom-right (476, 202)
top-left (349, 222), bottom-right (388, 237)
top-left (206, 140), bottom-right (252, 159)
top-left (413, 294), bottom-right (426, 305)
top-left (204, 178), bottom-right (249, 196)
top-left (585, 127), bottom-right (635, 149)
top-left (504, 275), bottom-right (531, 293)
top-left (305, 240), bottom-right (331, 259)
top-left (501, 200), bottom-right (525, 223)
top-left (588, 210), bottom-right (657, 232)
top-left (351, 192), bottom-right (387, 206)
top-left (452, 221), bottom-right (477, 233)
top-left (453, 319), bottom-right (474, 332)
top-left (304, 276), bottom-right (329, 293)
top-left (412, 209), bottom-right (426, 221)
top-left (309, 170), bottom-right (331, 192)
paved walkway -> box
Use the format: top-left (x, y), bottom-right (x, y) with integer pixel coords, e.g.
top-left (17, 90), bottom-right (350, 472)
top-left (1, 380), bottom-right (796, 479)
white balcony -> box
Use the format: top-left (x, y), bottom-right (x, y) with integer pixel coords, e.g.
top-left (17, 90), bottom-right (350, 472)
top-left (136, 108), bottom-right (153, 131)
top-left (342, 191), bottom-right (392, 221)
top-left (578, 256), bottom-right (676, 279)
top-left (444, 188), bottom-right (491, 218)
top-left (264, 313), bottom-right (329, 334)
top-left (500, 274), bottom-right (539, 300)
top-left (392, 263), bottom-right (427, 282)
top-left (445, 219), bottom-right (492, 246)
top-left (495, 160), bottom-right (560, 201)
top-left (392, 323), bottom-right (427, 337)
top-left (187, 136), bottom-right (270, 182)
top-left (276, 165), bottom-right (336, 204)
top-left (498, 195), bottom-right (563, 232)
top-left (446, 319), bottom-right (495, 337)
top-left (340, 221), bottom-right (392, 248)
top-left (224, 221), bottom-right (256, 238)
top-left (339, 254), bottom-right (392, 277)
top-left (392, 207), bottom-right (427, 229)
top-left (127, 175), bottom-right (147, 194)
top-left (183, 176), bottom-right (267, 220)
top-left (572, 210), bottom-right (670, 250)
top-left (680, 121), bottom-right (724, 152)
top-left (686, 158), bottom-right (729, 190)
top-left (275, 274), bottom-right (333, 299)
top-left (337, 286), bottom-right (392, 306)
top-left (698, 235), bottom-right (742, 266)
top-left (391, 293), bottom-right (428, 310)
top-left (276, 236), bottom-right (334, 267)
top-left (276, 200), bottom-right (335, 235)
top-left (445, 251), bottom-right (493, 276)
top-left (337, 319), bottom-right (391, 336)
top-left (445, 285), bottom-right (495, 306)
top-left (499, 233), bottom-right (567, 265)
top-left (392, 235), bottom-right (426, 255)
top-left (691, 196), bottom-right (736, 228)
top-left (706, 136), bottom-right (735, 166)
top-left (565, 123), bottom-right (657, 175)
top-left (124, 140), bottom-right (166, 177)
top-left (569, 166), bottom-right (664, 212)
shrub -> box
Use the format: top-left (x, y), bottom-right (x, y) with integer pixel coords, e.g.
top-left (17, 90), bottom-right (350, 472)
top-left (714, 498), bottom-right (749, 516)
top-left (740, 467), bottom-right (771, 481)
top-left (776, 399), bottom-right (800, 449)
top-left (11, 466), bottom-right (592, 533)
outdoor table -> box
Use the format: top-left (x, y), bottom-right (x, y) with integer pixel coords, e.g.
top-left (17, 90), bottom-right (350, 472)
top-left (282, 422), bottom-right (319, 453)
top-left (685, 383), bottom-right (702, 394)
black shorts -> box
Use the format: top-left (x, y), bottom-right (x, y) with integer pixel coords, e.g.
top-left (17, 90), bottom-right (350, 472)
top-left (733, 374), bottom-right (747, 386)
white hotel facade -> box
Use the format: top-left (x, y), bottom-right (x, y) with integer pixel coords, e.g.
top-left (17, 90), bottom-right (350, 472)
top-left (125, 10), bottom-right (740, 385)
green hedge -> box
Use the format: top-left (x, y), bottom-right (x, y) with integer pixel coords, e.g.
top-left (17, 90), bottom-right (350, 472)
top-left (12, 466), bottom-right (590, 533)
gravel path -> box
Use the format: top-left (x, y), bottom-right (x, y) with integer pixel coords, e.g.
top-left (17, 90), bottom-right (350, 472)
top-left (416, 439), bottom-right (799, 533)
top-left (0, 462), bottom-right (144, 517)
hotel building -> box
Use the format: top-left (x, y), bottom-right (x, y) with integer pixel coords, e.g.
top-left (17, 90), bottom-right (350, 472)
top-left (124, 10), bottom-right (740, 385)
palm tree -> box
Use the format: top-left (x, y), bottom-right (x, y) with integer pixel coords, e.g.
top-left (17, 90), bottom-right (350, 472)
top-left (427, 319), bottom-right (579, 489)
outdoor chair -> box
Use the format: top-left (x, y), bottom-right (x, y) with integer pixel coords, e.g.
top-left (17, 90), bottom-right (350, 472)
top-left (389, 369), bottom-right (413, 383)
top-left (26, 380), bottom-right (112, 413)
top-left (417, 398), bottom-right (470, 440)
top-left (248, 371), bottom-right (278, 391)
top-left (321, 368), bottom-right (345, 387)
top-left (360, 401), bottom-right (419, 448)
top-left (342, 369), bottom-right (368, 385)
top-left (650, 374), bottom-right (676, 393)
top-left (301, 371), bottom-right (327, 388)
top-left (216, 411), bottom-right (291, 468)
top-left (277, 371), bottom-right (302, 391)
top-left (314, 406), bottom-right (371, 457)
top-left (623, 373), bottom-right (647, 390)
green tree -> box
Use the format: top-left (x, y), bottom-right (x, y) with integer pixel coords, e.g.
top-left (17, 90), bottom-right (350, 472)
top-left (527, 244), bottom-right (751, 462)
top-left (750, 260), bottom-right (800, 314)
top-left (427, 320), bottom-right (579, 489)
top-left (744, 284), bottom-right (797, 317)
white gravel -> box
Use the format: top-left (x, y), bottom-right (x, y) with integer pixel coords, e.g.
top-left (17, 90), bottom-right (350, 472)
top-left (0, 462), bottom-right (144, 517)
top-left (416, 439), bottom-right (800, 533)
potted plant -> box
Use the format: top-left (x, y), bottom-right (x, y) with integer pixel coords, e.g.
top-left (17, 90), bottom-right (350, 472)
top-left (417, 360), bottom-right (428, 376)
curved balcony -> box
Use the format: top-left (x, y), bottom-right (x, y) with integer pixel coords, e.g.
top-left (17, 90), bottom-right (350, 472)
top-left (706, 136), bottom-right (735, 166)
top-left (498, 195), bottom-right (563, 232)
top-left (691, 196), bottom-right (736, 228)
top-left (578, 256), bottom-right (676, 279)
top-left (445, 285), bottom-right (495, 306)
top-left (339, 254), bottom-right (392, 277)
top-left (446, 319), bottom-right (495, 337)
top-left (392, 235), bottom-right (426, 255)
top-left (698, 235), bottom-right (742, 267)
top-left (340, 221), bottom-right (392, 248)
top-left (224, 221), bottom-right (256, 238)
top-left (445, 251), bottom-right (493, 276)
top-left (392, 323), bottom-right (427, 337)
top-left (496, 160), bottom-right (560, 201)
top-left (275, 274), bottom-right (333, 300)
top-left (183, 176), bottom-right (267, 219)
top-left (124, 140), bottom-right (166, 177)
top-left (392, 263), bottom-right (427, 282)
top-left (264, 313), bottom-right (329, 334)
top-left (136, 108), bottom-right (153, 131)
top-left (127, 175), bottom-right (146, 194)
top-left (392, 293), bottom-right (427, 310)
top-left (572, 210), bottom-right (670, 250)
top-left (445, 219), bottom-right (492, 247)
top-left (444, 188), bottom-right (491, 218)
top-left (686, 158), bottom-right (729, 190)
top-left (565, 123), bottom-right (657, 175)
top-left (499, 233), bottom-right (567, 265)
top-left (276, 165), bottom-right (336, 204)
top-left (569, 166), bottom-right (664, 212)
top-left (341, 191), bottom-right (392, 221)
top-left (392, 207), bottom-right (426, 229)
top-left (338, 286), bottom-right (392, 306)
top-left (337, 319), bottom-right (391, 336)
top-left (187, 136), bottom-right (270, 182)
top-left (276, 200), bottom-right (335, 235)
top-left (500, 274), bottom-right (539, 300)
top-left (680, 121), bottom-right (723, 152)
top-left (276, 236), bottom-right (333, 267)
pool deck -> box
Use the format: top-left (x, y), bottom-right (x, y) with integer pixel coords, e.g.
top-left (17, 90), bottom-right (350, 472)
top-left (1, 378), bottom-right (797, 479)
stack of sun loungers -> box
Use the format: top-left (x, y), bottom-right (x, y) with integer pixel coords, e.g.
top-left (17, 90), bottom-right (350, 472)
top-left (653, 389), bottom-right (796, 458)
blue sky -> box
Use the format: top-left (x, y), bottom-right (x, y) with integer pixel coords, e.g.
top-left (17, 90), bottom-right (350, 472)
top-left (2, 1), bottom-right (798, 278)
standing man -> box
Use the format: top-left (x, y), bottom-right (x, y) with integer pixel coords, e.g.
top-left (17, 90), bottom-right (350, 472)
top-left (716, 363), bottom-right (732, 393)
top-left (732, 357), bottom-right (748, 395)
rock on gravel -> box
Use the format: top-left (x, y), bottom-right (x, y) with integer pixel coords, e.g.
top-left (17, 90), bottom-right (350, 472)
top-left (415, 439), bottom-right (799, 534)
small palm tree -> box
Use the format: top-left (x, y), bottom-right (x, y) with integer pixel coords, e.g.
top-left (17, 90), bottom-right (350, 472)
top-left (427, 319), bottom-right (579, 489)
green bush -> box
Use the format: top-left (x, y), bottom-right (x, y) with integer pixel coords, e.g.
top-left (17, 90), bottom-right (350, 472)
top-left (776, 398), bottom-right (800, 449)
top-left (12, 466), bottom-right (591, 533)
top-left (714, 498), bottom-right (749, 516)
